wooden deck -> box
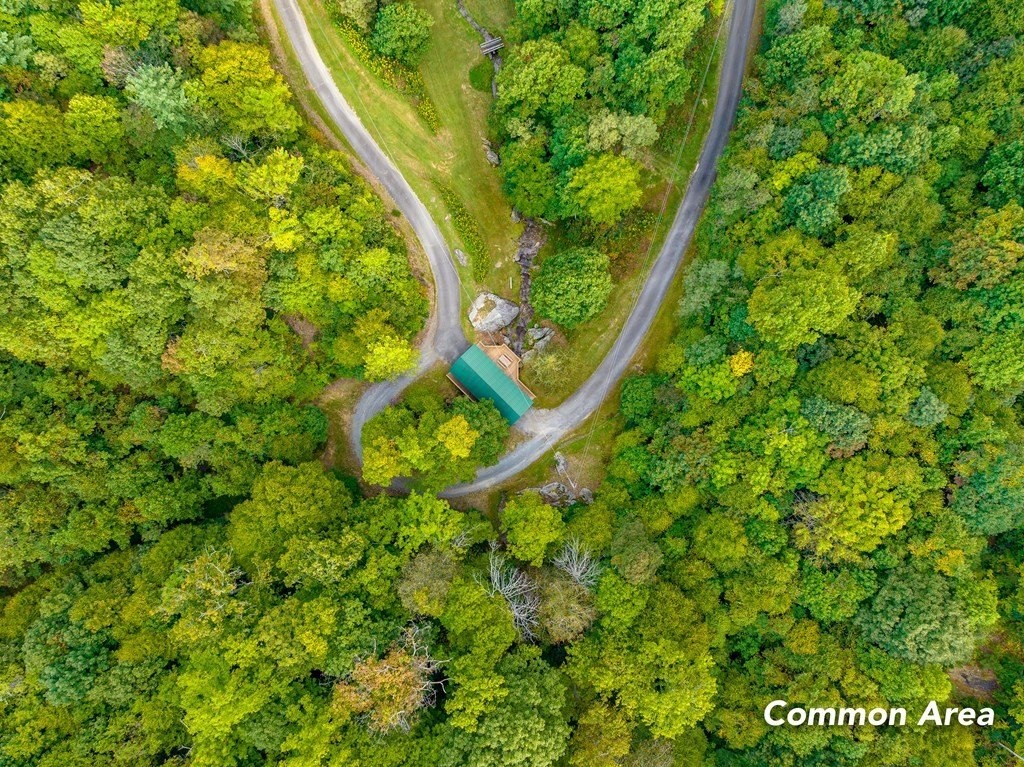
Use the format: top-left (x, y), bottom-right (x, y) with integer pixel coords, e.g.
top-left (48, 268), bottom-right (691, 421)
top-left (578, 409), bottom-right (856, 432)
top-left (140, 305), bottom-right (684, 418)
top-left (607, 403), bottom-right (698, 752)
top-left (480, 343), bottom-right (535, 400)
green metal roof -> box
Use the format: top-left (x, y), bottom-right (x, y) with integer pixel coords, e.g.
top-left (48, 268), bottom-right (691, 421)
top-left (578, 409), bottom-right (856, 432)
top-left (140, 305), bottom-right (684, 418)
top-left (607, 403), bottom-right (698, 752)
top-left (450, 345), bottom-right (533, 424)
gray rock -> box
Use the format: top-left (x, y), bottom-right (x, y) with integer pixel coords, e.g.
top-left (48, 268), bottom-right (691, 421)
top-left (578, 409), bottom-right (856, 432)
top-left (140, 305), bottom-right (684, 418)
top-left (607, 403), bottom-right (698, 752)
top-left (578, 488), bottom-right (594, 504)
top-left (554, 451), bottom-right (568, 475)
top-left (527, 326), bottom-right (554, 344)
top-left (511, 209), bottom-right (522, 223)
top-left (454, 248), bottom-right (468, 266)
top-left (486, 147), bottom-right (501, 166)
top-left (468, 292), bottom-right (520, 333)
top-left (526, 326), bottom-right (554, 353)
top-left (536, 482), bottom-right (573, 505)
top-left (522, 349), bottom-right (537, 363)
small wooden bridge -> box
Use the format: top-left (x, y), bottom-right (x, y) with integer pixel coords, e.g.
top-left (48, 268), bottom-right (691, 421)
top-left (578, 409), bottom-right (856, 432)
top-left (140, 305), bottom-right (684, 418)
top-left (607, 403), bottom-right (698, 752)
top-left (480, 37), bottom-right (504, 56)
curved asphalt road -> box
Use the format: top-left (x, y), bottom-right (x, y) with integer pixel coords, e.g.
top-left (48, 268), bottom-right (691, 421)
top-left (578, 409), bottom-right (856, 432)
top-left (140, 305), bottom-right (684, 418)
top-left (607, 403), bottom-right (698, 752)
top-left (445, 0), bottom-right (757, 496)
top-left (272, 0), bottom-right (756, 493)
top-left (271, 0), bottom-right (470, 461)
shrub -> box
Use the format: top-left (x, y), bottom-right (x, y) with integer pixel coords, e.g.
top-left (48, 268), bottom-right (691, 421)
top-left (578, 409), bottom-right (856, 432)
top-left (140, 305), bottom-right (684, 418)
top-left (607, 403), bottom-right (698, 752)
top-left (434, 183), bottom-right (488, 279)
top-left (469, 60), bottom-right (493, 92)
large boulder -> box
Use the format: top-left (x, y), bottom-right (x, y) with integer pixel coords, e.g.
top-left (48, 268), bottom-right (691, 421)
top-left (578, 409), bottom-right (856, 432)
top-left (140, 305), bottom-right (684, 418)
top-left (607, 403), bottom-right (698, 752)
top-left (469, 292), bottom-right (519, 333)
top-left (527, 325), bottom-right (554, 351)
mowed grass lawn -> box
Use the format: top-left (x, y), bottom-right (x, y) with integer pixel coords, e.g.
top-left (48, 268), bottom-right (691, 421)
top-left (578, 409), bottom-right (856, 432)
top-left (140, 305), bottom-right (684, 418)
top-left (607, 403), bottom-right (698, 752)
top-left (292, 0), bottom-right (522, 294)
top-left (462, 0), bottom-right (516, 34)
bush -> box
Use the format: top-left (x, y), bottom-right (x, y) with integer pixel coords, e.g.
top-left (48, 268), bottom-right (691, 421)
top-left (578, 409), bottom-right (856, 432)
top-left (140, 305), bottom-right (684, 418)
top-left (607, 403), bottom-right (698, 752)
top-left (370, 3), bottom-right (433, 66)
top-left (469, 60), bottom-right (493, 93)
top-left (435, 183), bottom-right (488, 280)
top-left (332, 19), bottom-right (441, 133)
top-left (532, 247), bottom-right (613, 328)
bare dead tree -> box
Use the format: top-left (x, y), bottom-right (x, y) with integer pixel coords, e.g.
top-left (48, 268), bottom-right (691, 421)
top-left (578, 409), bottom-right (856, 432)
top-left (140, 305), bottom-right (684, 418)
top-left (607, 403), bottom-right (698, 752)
top-left (221, 133), bottom-right (255, 160)
top-left (400, 624), bottom-right (448, 688)
top-left (487, 551), bottom-right (539, 640)
top-left (340, 623), bottom-right (448, 734)
top-left (101, 45), bottom-right (139, 87)
top-left (553, 537), bottom-right (601, 589)
top-left (383, 626), bottom-right (445, 732)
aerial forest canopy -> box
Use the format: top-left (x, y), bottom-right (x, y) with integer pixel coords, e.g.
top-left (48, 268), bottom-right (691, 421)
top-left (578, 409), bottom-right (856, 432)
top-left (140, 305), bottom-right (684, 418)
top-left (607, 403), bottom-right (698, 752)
top-left (496, 0), bottom-right (712, 225)
top-left (606, 0), bottom-right (1024, 762)
top-left (2, 0), bottom-right (1024, 766)
top-left (0, 0), bottom-right (425, 575)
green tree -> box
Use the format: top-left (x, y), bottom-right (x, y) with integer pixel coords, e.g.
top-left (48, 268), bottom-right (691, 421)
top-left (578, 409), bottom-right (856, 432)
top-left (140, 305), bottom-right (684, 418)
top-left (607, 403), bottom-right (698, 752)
top-left (363, 334), bottom-right (418, 380)
top-left (801, 396), bottom-right (871, 451)
top-left (441, 647), bottom-right (570, 767)
top-left (333, 0), bottom-right (378, 30)
top-left (398, 548), bottom-right (459, 617)
top-left (568, 582), bottom-right (716, 738)
top-left (126, 64), bottom-right (194, 133)
top-left (22, 584), bottom-right (112, 706)
top-left (952, 446), bottom-right (1024, 535)
top-left (227, 462), bottom-right (352, 576)
top-left (500, 137), bottom-right (558, 218)
top-left (0, 101), bottom-right (69, 175)
top-left (981, 139), bottom-right (1024, 206)
top-left (496, 40), bottom-right (585, 121)
top-left (370, 3), bottom-right (434, 65)
top-left (566, 154), bottom-right (643, 225)
top-left (536, 570), bottom-right (596, 644)
top-left (568, 703), bottom-right (632, 767)
top-left (747, 267), bottom-right (860, 349)
top-left (192, 42), bottom-right (301, 140)
top-left (856, 566), bottom-right (997, 666)
top-left (532, 247), bottom-right (613, 328)
top-left (907, 386), bottom-right (949, 427)
top-left (501, 492), bottom-right (565, 566)
top-left (66, 94), bottom-right (124, 164)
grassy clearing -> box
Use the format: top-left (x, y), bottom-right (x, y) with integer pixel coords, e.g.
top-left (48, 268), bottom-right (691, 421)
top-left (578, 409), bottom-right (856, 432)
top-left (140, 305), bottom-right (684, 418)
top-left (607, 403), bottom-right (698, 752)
top-left (519, 10), bottom-right (726, 407)
top-left (462, 0), bottom-right (516, 35)
top-left (402, 362), bottom-right (460, 405)
top-left (417, 0), bottom-right (522, 288)
top-left (286, 0), bottom-right (520, 296)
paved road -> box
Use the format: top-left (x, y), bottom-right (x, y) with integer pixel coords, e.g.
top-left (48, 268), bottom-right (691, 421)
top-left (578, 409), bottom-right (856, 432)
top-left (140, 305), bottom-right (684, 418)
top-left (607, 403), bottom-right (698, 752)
top-left (445, 0), bottom-right (757, 496)
top-left (271, 0), bottom-right (470, 460)
top-left (273, 0), bottom-right (756, 492)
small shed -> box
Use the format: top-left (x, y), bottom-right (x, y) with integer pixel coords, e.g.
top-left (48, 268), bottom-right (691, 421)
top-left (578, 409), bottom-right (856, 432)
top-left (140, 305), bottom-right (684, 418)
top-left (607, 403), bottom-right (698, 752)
top-left (448, 344), bottom-right (534, 424)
